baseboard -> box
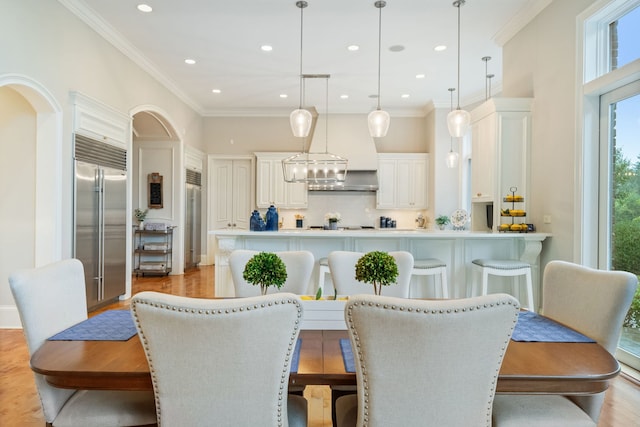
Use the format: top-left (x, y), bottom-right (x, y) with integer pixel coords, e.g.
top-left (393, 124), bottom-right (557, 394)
top-left (0, 305), bottom-right (22, 328)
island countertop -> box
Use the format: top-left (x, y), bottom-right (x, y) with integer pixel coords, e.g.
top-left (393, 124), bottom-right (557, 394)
top-left (210, 228), bottom-right (550, 239)
top-left (209, 228), bottom-right (550, 306)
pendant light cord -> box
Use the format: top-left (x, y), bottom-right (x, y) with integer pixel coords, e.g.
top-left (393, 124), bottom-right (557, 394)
top-left (297, 1), bottom-right (306, 109)
top-left (325, 76), bottom-right (329, 153)
top-left (375, 1), bottom-right (384, 110)
top-left (454, 0), bottom-right (464, 110)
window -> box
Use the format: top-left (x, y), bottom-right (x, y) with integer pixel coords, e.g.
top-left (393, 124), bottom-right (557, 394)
top-left (609, 5), bottom-right (640, 71)
top-left (582, 0), bottom-right (640, 371)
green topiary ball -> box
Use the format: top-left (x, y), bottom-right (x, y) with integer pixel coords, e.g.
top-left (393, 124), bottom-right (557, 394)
top-left (355, 251), bottom-right (399, 295)
top-left (243, 252), bottom-right (287, 294)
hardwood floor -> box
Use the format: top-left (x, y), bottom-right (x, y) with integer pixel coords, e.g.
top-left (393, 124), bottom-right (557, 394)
top-left (2, 265), bottom-right (639, 426)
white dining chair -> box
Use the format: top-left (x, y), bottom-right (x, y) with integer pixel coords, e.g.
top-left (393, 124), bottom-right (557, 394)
top-left (130, 291), bottom-right (307, 427)
top-left (9, 259), bottom-right (156, 427)
top-left (229, 249), bottom-right (315, 296)
top-left (327, 250), bottom-right (414, 297)
top-left (492, 260), bottom-right (638, 426)
top-left (335, 293), bottom-right (520, 427)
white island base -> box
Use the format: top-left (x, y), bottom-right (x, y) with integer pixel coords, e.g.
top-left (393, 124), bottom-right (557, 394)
top-left (210, 229), bottom-right (550, 312)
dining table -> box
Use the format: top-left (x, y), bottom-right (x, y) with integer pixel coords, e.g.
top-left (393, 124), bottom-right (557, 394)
top-left (31, 323), bottom-right (620, 395)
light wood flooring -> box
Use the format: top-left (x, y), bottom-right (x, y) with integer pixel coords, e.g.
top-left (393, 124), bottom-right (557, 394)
top-left (2, 265), bottom-right (639, 426)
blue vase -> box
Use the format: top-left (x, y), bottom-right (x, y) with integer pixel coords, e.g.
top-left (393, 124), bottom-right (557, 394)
top-left (250, 210), bottom-right (262, 231)
top-left (265, 205), bottom-right (278, 231)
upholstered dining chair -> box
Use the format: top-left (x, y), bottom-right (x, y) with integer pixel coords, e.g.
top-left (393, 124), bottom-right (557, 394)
top-left (327, 250), bottom-right (414, 297)
top-left (130, 291), bottom-right (308, 427)
top-left (334, 293), bottom-right (520, 427)
top-left (9, 258), bottom-right (157, 427)
top-left (492, 260), bottom-right (638, 427)
top-left (229, 249), bottom-right (315, 297)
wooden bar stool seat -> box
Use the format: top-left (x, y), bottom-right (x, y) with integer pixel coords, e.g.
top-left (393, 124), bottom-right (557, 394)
top-left (471, 258), bottom-right (534, 311)
top-left (411, 258), bottom-right (448, 298)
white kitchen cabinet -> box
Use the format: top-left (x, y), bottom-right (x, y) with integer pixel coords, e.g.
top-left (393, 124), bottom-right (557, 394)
top-left (255, 153), bottom-right (307, 208)
top-left (469, 98), bottom-right (533, 231)
top-left (209, 156), bottom-right (253, 230)
top-left (376, 153), bottom-right (428, 209)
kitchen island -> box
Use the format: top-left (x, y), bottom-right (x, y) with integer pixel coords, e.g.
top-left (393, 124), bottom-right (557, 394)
top-left (209, 229), bottom-right (550, 309)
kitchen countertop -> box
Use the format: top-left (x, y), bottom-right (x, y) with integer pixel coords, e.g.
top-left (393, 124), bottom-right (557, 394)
top-left (210, 228), bottom-right (550, 239)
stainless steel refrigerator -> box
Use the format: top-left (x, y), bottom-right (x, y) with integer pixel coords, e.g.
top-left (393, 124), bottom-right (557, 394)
top-left (73, 134), bottom-right (127, 310)
top-left (185, 169), bottom-right (201, 270)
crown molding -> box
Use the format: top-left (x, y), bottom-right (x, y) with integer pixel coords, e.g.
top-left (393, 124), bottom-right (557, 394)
top-left (493, 0), bottom-right (553, 46)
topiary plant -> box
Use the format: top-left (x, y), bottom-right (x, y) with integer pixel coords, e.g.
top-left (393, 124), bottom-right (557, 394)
top-left (242, 252), bottom-right (287, 295)
top-left (355, 251), bottom-right (399, 296)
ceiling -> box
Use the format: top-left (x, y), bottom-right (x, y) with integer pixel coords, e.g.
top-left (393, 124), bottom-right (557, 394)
top-left (62, 0), bottom-right (548, 117)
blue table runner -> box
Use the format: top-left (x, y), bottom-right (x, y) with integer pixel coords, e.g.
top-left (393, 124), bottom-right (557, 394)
top-left (48, 310), bottom-right (137, 341)
top-left (511, 311), bottom-right (595, 343)
top-left (339, 311), bottom-right (596, 373)
top-left (48, 309), bottom-right (303, 373)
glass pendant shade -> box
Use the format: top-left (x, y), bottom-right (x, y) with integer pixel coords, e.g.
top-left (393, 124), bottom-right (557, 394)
top-left (368, 109), bottom-right (390, 138)
top-left (446, 150), bottom-right (459, 168)
top-left (447, 108), bottom-right (471, 138)
top-left (290, 108), bottom-right (313, 137)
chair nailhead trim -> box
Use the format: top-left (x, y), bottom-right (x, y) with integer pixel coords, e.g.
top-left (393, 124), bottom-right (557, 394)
top-left (131, 295), bottom-right (302, 426)
top-left (344, 296), bottom-right (519, 426)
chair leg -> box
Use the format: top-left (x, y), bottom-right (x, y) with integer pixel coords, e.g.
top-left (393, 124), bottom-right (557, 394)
top-left (440, 268), bottom-right (449, 299)
top-left (524, 269), bottom-right (534, 311)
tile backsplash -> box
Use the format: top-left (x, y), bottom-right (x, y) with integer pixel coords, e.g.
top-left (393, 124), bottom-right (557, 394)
top-left (276, 192), bottom-right (430, 230)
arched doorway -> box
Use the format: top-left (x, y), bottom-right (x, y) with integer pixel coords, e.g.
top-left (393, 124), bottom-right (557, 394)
top-left (0, 75), bottom-right (62, 327)
top-left (130, 107), bottom-right (186, 275)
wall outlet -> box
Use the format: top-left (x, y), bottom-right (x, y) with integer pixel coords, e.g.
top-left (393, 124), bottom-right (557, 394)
top-left (543, 215), bottom-right (551, 224)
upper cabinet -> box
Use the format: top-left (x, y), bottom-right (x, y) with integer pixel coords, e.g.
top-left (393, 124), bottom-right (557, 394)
top-left (255, 153), bottom-right (308, 209)
top-left (469, 98), bottom-right (533, 231)
top-left (377, 153), bottom-right (428, 209)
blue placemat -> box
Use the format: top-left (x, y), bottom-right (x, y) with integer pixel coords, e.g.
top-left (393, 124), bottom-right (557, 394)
top-left (48, 310), bottom-right (137, 341)
top-left (340, 338), bottom-right (356, 373)
top-left (290, 339), bottom-right (302, 373)
top-left (512, 311), bottom-right (595, 343)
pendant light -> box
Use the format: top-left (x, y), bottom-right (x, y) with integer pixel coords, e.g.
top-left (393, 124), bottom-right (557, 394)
top-left (283, 75), bottom-right (348, 185)
top-left (368, 0), bottom-right (390, 138)
top-left (289, 1), bottom-right (312, 137)
top-left (446, 87), bottom-right (459, 168)
top-left (446, 0), bottom-right (471, 138)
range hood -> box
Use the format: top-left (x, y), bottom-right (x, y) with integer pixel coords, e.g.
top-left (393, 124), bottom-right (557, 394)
top-left (307, 170), bottom-right (378, 191)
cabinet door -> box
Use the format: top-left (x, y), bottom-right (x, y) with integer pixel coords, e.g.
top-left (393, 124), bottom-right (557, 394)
top-left (409, 158), bottom-right (428, 208)
top-left (256, 155), bottom-right (307, 208)
top-left (212, 159), bottom-right (234, 229)
top-left (376, 159), bottom-right (397, 208)
top-left (232, 159), bottom-right (252, 229)
top-left (471, 115), bottom-right (496, 201)
top-left (256, 159), bottom-right (274, 208)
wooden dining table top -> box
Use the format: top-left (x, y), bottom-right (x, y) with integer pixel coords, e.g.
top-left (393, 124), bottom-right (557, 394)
top-left (31, 328), bottom-right (620, 395)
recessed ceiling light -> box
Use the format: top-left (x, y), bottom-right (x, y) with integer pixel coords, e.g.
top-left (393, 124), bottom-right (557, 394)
top-left (389, 45), bottom-right (405, 52)
top-left (184, 59), bottom-right (196, 65)
top-left (280, 94), bottom-right (288, 98)
top-left (347, 45), bottom-right (359, 51)
top-left (401, 94), bottom-right (410, 99)
top-left (261, 45), bottom-right (273, 52)
top-left (340, 94), bottom-right (349, 99)
top-left (434, 45), bottom-right (447, 52)
top-left (137, 4), bottom-right (152, 13)
top-left (416, 74), bottom-right (426, 79)
top-left (212, 89), bottom-right (221, 94)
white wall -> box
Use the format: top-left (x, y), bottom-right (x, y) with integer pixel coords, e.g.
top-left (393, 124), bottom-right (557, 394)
top-left (501, 0), bottom-right (597, 265)
top-left (0, 0), bottom-right (203, 326)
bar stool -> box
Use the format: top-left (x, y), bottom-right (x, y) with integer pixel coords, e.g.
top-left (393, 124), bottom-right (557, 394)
top-left (411, 258), bottom-right (448, 298)
top-left (471, 258), bottom-right (534, 311)
top-left (317, 257), bottom-right (330, 293)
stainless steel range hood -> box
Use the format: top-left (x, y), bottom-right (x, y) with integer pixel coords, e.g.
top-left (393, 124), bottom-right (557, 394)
top-left (308, 170), bottom-right (378, 191)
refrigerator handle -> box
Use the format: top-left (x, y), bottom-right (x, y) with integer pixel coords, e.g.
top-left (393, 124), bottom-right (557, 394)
top-left (97, 168), bottom-right (105, 300)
